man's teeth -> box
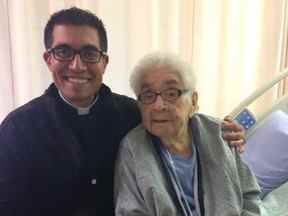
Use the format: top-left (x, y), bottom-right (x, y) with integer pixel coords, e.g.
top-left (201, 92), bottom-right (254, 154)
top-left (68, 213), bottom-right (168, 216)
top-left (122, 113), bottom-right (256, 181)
top-left (67, 77), bottom-right (89, 84)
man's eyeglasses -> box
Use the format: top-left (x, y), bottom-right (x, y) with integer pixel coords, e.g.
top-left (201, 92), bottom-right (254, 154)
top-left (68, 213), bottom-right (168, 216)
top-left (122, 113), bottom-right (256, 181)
top-left (138, 88), bottom-right (189, 105)
top-left (47, 45), bottom-right (106, 64)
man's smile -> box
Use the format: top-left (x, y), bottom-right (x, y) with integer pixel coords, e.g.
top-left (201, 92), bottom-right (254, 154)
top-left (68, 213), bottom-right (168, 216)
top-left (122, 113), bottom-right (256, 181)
top-left (64, 76), bottom-right (91, 84)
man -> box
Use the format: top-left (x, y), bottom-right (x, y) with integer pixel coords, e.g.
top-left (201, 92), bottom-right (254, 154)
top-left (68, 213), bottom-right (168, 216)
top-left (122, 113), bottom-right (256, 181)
top-left (0, 7), bottom-right (245, 216)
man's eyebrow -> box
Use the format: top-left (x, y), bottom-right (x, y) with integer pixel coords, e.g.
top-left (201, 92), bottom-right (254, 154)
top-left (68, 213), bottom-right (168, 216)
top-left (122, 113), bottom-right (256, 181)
top-left (53, 43), bottom-right (70, 48)
top-left (52, 43), bottom-right (100, 50)
top-left (81, 44), bottom-right (100, 50)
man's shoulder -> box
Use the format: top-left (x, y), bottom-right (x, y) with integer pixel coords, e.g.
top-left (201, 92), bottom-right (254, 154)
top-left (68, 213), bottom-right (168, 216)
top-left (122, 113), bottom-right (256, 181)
top-left (100, 84), bottom-right (138, 111)
top-left (111, 92), bottom-right (137, 108)
top-left (7, 84), bottom-right (58, 119)
top-left (1, 94), bottom-right (51, 128)
top-left (113, 93), bottom-right (141, 133)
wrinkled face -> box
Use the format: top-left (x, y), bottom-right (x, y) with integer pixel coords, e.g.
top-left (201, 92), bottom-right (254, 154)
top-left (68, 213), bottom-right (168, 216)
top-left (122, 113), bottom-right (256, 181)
top-left (138, 67), bottom-right (198, 140)
top-left (44, 25), bottom-right (108, 107)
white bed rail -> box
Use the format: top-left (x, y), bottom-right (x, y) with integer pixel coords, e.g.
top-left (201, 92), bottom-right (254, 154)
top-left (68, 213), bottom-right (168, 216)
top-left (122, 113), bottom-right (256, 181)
top-left (229, 68), bottom-right (288, 118)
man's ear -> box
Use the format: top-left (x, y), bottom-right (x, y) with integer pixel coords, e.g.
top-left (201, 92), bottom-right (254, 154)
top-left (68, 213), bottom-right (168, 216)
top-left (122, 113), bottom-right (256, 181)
top-left (43, 51), bottom-right (52, 67)
top-left (102, 55), bottom-right (109, 71)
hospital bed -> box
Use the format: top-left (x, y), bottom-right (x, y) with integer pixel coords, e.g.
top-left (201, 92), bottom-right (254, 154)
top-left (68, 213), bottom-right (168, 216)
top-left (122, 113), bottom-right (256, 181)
top-left (229, 69), bottom-right (288, 216)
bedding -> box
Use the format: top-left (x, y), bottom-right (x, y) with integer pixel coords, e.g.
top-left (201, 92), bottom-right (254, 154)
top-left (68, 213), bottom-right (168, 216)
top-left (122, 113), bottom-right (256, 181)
top-left (242, 110), bottom-right (288, 197)
top-left (260, 181), bottom-right (288, 216)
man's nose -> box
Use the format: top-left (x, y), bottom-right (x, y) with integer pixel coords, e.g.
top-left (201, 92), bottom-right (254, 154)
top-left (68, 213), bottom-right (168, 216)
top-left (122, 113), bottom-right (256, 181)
top-left (69, 54), bottom-right (87, 72)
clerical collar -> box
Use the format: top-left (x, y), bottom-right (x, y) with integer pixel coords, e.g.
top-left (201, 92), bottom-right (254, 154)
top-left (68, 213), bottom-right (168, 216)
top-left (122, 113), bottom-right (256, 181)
top-left (58, 90), bottom-right (99, 115)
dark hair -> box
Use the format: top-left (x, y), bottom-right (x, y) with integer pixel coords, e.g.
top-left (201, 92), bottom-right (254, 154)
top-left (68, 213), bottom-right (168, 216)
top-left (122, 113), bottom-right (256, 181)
top-left (44, 7), bottom-right (108, 52)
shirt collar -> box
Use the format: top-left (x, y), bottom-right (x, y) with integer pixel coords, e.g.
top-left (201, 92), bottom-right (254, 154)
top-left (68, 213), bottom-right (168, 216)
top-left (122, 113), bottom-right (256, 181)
top-left (58, 90), bottom-right (99, 115)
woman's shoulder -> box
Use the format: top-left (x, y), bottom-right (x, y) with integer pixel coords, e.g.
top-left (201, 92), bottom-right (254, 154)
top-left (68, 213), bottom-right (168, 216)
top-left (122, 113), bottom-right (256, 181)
top-left (192, 113), bottom-right (222, 128)
top-left (121, 125), bottom-right (147, 147)
top-left (120, 125), bottom-right (157, 158)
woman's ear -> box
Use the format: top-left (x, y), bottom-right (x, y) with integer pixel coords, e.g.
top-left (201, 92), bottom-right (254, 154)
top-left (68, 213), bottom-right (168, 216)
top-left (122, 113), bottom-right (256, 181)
top-left (188, 91), bottom-right (198, 118)
top-left (191, 91), bottom-right (199, 113)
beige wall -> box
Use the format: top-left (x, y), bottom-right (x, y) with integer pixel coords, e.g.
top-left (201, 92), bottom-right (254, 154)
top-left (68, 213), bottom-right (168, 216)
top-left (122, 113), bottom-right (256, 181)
top-left (0, 0), bottom-right (287, 122)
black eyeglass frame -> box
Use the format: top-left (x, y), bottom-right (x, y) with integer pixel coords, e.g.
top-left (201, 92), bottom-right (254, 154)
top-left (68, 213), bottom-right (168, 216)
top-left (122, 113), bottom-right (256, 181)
top-left (47, 45), bottom-right (107, 64)
top-left (137, 88), bottom-right (189, 105)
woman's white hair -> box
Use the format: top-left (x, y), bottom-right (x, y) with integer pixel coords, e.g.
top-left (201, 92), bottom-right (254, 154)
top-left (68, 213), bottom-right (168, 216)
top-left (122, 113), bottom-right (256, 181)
top-left (130, 51), bottom-right (197, 96)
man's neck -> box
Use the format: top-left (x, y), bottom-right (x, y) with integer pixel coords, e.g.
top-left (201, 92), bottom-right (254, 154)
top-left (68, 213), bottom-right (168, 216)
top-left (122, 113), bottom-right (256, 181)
top-left (58, 90), bottom-right (99, 115)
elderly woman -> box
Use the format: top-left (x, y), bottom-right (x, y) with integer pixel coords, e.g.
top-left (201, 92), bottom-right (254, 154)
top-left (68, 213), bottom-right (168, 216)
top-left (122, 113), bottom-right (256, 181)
top-left (114, 52), bottom-right (261, 216)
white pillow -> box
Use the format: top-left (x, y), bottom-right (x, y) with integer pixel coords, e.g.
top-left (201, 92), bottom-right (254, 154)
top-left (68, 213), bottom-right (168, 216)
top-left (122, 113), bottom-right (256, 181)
top-left (242, 110), bottom-right (288, 197)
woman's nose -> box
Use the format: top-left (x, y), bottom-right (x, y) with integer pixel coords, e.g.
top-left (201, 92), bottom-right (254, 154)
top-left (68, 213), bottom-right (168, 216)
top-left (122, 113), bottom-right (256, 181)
top-left (152, 95), bottom-right (167, 110)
